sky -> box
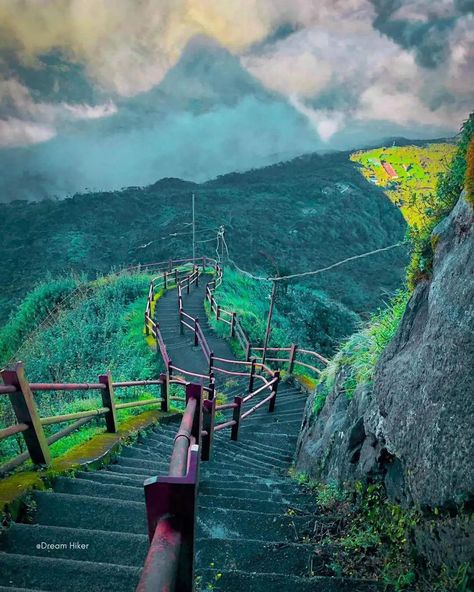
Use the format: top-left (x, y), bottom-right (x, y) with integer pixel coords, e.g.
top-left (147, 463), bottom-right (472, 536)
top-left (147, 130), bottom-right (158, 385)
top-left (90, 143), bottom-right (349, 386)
top-left (0, 0), bottom-right (473, 200)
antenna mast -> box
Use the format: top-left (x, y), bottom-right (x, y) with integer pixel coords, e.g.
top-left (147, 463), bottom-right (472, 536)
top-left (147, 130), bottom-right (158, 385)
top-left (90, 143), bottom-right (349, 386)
top-left (192, 193), bottom-right (196, 263)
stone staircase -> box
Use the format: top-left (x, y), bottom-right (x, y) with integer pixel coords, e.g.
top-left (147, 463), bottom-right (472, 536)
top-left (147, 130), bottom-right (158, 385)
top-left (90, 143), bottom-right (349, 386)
top-left (0, 275), bottom-right (386, 591)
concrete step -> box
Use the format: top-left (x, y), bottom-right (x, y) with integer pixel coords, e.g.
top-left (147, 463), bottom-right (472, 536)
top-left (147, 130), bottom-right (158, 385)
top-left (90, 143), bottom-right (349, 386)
top-left (104, 465), bottom-right (154, 480)
top-left (75, 470), bottom-right (145, 489)
top-left (0, 553), bottom-right (141, 592)
top-left (197, 507), bottom-right (314, 542)
top-left (32, 492), bottom-right (147, 534)
top-left (198, 486), bottom-right (310, 507)
top-left (0, 523), bottom-right (148, 567)
top-left (211, 446), bottom-right (290, 470)
top-left (199, 479), bottom-right (300, 497)
top-left (195, 538), bottom-right (331, 576)
top-left (113, 457), bottom-right (170, 473)
top-left (197, 570), bottom-right (387, 592)
top-left (198, 494), bottom-right (307, 515)
top-left (54, 477), bottom-right (145, 503)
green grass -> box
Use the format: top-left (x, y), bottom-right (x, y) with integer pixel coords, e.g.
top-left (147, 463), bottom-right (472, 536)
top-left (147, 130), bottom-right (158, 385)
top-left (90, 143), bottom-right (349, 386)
top-left (313, 290), bottom-right (409, 415)
top-left (205, 268), bottom-right (358, 361)
top-left (0, 272), bottom-right (163, 464)
top-left (351, 143), bottom-right (456, 228)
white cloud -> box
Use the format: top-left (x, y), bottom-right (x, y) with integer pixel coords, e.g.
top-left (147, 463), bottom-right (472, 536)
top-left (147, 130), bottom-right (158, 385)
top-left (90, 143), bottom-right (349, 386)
top-left (0, 118), bottom-right (56, 148)
top-left (289, 96), bottom-right (345, 141)
top-left (0, 77), bottom-right (117, 147)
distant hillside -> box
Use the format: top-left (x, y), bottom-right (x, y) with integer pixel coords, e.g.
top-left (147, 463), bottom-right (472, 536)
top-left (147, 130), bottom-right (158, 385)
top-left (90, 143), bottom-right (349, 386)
top-left (0, 149), bottom-right (409, 325)
top-left (351, 142), bottom-right (456, 227)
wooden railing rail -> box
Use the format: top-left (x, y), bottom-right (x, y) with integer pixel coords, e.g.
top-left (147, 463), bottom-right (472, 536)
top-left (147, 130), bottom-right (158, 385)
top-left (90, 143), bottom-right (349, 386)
top-left (0, 364), bottom-right (179, 475)
top-left (138, 382), bottom-right (202, 592)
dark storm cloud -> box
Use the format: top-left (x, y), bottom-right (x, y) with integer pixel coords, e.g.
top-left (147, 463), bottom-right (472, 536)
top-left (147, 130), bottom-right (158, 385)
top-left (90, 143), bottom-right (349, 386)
top-left (370, 0), bottom-right (462, 68)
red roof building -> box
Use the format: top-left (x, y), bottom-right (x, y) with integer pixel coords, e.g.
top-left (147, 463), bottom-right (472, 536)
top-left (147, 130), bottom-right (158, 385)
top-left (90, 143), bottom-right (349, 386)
top-left (381, 161), bottom-right (398, 178)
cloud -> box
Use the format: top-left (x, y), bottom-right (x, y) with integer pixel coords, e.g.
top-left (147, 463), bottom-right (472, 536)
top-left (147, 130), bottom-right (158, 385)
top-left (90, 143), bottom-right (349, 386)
top-left (0, 0), bottom-right (472, 185)
top-left (0, 118), bottom-right (55, 148)
top-left (289, 96), bottom-right (345, 141)
top-left (0, 77), bottom-right (117, 147)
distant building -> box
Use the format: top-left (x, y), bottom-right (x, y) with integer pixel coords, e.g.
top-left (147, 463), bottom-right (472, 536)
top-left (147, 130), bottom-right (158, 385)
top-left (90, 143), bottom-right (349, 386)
top-left (381, 161), bottom-right (398, 179)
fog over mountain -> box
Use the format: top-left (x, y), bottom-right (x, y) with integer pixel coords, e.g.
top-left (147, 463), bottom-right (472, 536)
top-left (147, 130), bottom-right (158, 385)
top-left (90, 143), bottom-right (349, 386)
top-left (0, 1), bottom-right (472, 201)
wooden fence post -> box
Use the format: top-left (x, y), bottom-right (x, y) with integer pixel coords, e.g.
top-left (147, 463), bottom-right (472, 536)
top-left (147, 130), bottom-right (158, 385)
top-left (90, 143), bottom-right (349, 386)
top-left (193, 319), bottom-right (199, 347)
top-left (245, 342), bottom-right (251, 362)
top-left (168, 360), bottom-right (173, 378)
top-left (289, 344), bottom-right (297, 374)
top-left (248, 359), bottom-right (257, 393)
top-left (186, 383), bottom-right (203, 448)
top-left (195, 266), bottom-right (199, 287)
top-left (1, 362), bottom-right (51, 466)
top-left (179, 309), bottom-right (184, 335)
top-left (269, 370), bottom-right (280, 413)
top-left (231, 396), bottom-right (242, 441)
top-left (202, 397), bottom-right (216, 461)
top-left (163, 271), bottom-right (168, 290)
top-left (209, 352), bottom-right (214, 375)
top-left (175, 268), bottom-right (178, 285)
top-left (230, 312), bottom-right (236, 338)
top-left (160, 372), bottom-right (169, 412)
top-left (216, 305), bottom-right (220, 321)
top-left (144, 314), bottom-right (149, 336)
top-left (208, 374), bottom-right (215, 401)
top-left (98, 371), bottom-right (118, 433)
top-left (187, 276), bottom-right (190, 294)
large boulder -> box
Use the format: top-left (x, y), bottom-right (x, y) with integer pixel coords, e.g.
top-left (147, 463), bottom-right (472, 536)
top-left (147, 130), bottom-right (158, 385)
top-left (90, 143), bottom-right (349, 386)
top-left (295, 194), bottom-right (474, 569)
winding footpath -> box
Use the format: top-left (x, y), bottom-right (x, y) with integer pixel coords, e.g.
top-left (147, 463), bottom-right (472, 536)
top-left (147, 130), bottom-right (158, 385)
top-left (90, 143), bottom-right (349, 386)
top-left (0, 277), bottom-right (386, 591)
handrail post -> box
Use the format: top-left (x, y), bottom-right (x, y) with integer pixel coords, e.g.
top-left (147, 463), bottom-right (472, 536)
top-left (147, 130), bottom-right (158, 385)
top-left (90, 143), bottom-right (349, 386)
top-left (289, 344), bottom-right (297, 374)
top-left (1, 362), bottom-right (51, 466)
top-left (179, 308), bottom-right (184, 335)
top-left (98, 371), bottom-right (118, 433)
top-left (144, 313), bottom-right (150, 336)
top-left (269, 370), bottom-right (280, 413)
top-left (231, 396), bottom-right (242, 441)
top-left (175, 268), bottom-right (178, 285)
top-left (245, 342), bottom-right (251, 362)
top-left (168, 258), bottom-right (173, 272)
top-left (209, 352), bottom-right (214, 375)
top-left (163, 271), bottom-right (168, 290)
top-left (230, 312), bottom-right (236, 337)
top-left (186, 382), bottom-right (203, 448)
top-left (208, 374), bottom-right (215, 401)
top-left (248, 358), bottom-right (257, 393)
top-left (202, 397), bottom-right (216, 461)
top-left (193, 319), bottom-right (199, 347)
top-left (160, 372), bottom-right (169, 412)
top-left (216, 305), bottom-right (220, 321)
top-left (168, 360), bottom-right (173, 379)
top-left (187, 276), bottom-right (190, 294)
top-left (195, 266), bottom-right (199, 287)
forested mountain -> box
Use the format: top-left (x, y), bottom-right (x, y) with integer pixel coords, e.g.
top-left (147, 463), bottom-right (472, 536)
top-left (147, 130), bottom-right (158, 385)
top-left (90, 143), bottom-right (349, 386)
top-left (0, 149), bottom-right (408, 325)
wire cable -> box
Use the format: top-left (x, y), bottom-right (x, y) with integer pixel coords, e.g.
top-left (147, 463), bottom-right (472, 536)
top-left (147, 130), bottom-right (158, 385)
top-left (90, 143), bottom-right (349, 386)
top-left (221, 229), bottom-right (406, 282)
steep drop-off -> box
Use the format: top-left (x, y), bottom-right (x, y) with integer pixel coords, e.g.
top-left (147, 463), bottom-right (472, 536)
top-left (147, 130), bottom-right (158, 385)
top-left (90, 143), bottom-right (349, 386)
top-left (296, 192), bottom-right (473, 573)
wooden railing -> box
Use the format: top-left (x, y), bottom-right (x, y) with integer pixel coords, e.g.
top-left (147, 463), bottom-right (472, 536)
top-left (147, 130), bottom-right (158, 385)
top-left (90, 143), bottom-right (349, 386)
top-left (205, 263), bottom-right (329, 377)
top-left (0, 362), bottom-right (174, 475)
top-left (137, 382), bottom-right (202, 592)
top-left (0, 254), bottom-right (330, 592)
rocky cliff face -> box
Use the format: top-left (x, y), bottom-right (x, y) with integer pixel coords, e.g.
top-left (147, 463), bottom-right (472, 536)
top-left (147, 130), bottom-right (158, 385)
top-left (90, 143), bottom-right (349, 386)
top-left (296, 193), bottom-right (473, 569)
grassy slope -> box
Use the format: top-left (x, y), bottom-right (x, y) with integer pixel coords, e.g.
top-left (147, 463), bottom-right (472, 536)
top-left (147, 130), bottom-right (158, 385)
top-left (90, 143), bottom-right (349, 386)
top-left (0, 273), bottom-right (162, 464)
top-left (351, 142), bottom-right (456, 227)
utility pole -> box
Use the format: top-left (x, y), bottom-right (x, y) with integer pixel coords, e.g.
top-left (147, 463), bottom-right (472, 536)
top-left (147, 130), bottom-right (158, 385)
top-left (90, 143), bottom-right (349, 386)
top-left (262, 280), bottom-right (277, 365)
top-left (192, 193), bottom-right (195, 263)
